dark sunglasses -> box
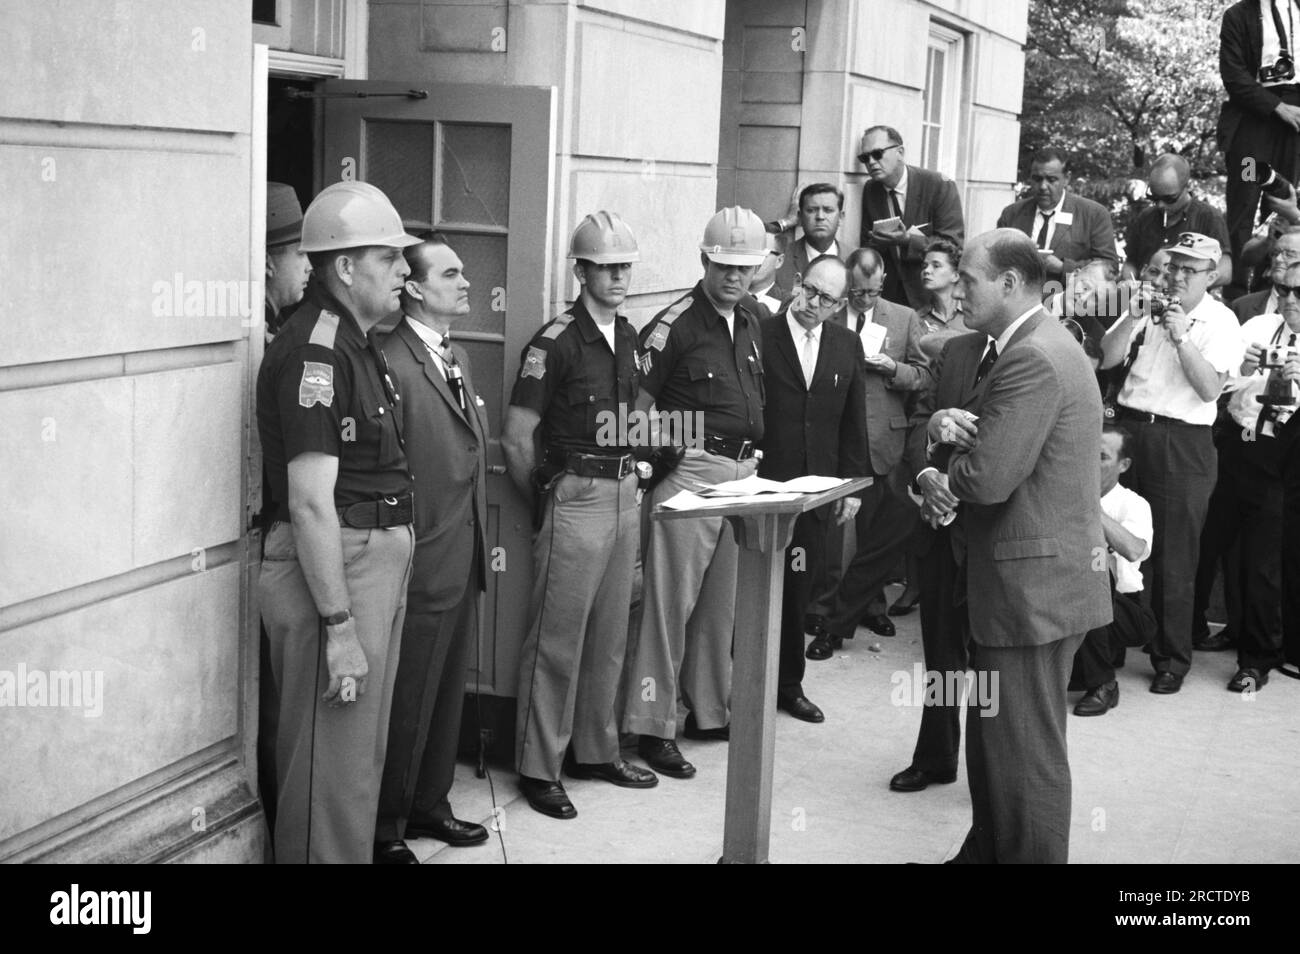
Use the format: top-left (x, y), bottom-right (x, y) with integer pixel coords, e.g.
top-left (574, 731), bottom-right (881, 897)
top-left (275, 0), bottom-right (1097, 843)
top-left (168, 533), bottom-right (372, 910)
top-left (1274, 282), bottom-right (1300, 299)
top-left (858, 144), bottom-right (902, 164)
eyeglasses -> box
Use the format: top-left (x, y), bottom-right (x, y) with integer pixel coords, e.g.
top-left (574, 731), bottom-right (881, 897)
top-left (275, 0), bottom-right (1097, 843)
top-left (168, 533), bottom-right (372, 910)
top-left (858, 144), bottom-right (902, 164)
top-left (1274, 249), bottom-right (1300, 263)
top-left (798, 281), bottom-right (843, 310)
top-left (1149, 189), bottom-right (1184, 205)
top-left (1165, 263), bottom-right (1213, 279)
top-left (1275, 282), bottom-right (1300, 299)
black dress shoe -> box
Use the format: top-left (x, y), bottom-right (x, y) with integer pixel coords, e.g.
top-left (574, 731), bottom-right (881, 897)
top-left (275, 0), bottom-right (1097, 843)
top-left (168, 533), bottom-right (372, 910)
top-left (564, 756), bottom-right (659, 788)
top-left (1227, 667), bottom-right (1268, 692)
top-left (1194, 630), bottom-right (1233, 652)
top-left (518, 776), bottom-right (577, 819)
top-left (404, 817), bottom-right (489, 846)
top-left (636, 736), bottom-right (696, 778)
top-left (888, 589), bottom-right (921, 616)
top-left (806, 633), bottom-right (843, 660)
top-left (862, 613), bottom-right (896, 637)
top-left (1149, 671), bottom-right (1183, 694)
top-left (777, 694), bottom-right (824, 723)
top-left (683, 711), bottom-right (729, 741)
top-left (373, 839), bottom-right (420, 864)
top-left (804, 613), bottom-right (828, 637)
top-left (889, 766), bottom-right (957, 792)
top-left (1073, 680), bottom-right (1119, 716)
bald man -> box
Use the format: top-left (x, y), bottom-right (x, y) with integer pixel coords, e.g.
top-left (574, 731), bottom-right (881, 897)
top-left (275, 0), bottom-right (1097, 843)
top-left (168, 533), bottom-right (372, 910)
top-left (1123, 154), bottom-right (1233, 289)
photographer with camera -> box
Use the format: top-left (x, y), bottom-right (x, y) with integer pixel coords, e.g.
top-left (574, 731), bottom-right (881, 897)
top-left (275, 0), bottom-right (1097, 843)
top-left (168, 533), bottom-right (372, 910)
top-left (1207, 260), bottom-right (1300, 692)
top-left (1100, 232), bottom-right (1246, 693)
top-left (1219, 0), bottom-right (1300, 298)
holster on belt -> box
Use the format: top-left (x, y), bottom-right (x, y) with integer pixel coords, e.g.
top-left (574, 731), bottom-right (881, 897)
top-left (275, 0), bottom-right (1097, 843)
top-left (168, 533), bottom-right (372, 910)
top-left (530, 456), bottom-right (565, 531)
top-left (637, 445), bottom-right (685, 492)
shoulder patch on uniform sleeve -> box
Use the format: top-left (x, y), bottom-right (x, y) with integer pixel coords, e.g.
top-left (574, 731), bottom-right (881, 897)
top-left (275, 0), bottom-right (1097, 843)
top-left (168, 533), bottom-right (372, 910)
top-left (645, 296), bottom-right (692, 352)
top-left (309, 310), bottom-right (340, 349)
top-left (541, 312), bottom-right (576, 340)
top-left (521, 346), bottom-right (548, 380)
top-left (299, 360), bottom-right (335, 408)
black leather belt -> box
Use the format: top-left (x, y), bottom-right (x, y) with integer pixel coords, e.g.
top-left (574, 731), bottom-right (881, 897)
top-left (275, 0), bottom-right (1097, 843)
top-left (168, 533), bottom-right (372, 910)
top-left (558, 451), bottom-right (635, 479)
top-left (1113, 406), bottom-right (1207, 428)
top-left (703, 435), bottom-right (756, 460)
top-left (336, 493), bottom-right (414, 528)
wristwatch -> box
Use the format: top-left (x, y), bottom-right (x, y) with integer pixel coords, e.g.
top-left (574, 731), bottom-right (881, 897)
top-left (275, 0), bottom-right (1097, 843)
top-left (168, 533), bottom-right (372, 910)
top-left (321, 609), bottom-right (352, 627)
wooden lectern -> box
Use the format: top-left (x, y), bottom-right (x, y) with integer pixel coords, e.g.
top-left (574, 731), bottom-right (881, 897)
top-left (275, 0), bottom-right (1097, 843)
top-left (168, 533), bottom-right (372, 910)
top-left (651, 476), bottom-right (872, 864)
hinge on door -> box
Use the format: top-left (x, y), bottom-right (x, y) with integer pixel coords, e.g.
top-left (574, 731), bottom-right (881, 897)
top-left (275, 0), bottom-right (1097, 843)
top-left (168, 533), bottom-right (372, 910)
top-left (284, 88), bottom-right (428, 100)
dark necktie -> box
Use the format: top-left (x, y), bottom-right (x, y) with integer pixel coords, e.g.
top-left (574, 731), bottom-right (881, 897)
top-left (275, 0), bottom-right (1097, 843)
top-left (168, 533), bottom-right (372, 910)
top-left (973, 341), bottom-right (998, 387)
top-left (438, 338), bottom-right (467, 414)
top-left (889, 189), bottom-right (904, 220)
top-left (855, 309), bottom-right (867, 333)
top-left (1036, 210), bottom-right (1055, 249)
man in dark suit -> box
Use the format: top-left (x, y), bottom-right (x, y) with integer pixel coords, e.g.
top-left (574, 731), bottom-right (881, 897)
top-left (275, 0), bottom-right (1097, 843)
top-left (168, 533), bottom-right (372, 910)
top-left (758, 254), bottom-right (869, 722)
top-left (859, 125), bottom-right (965, 308)
top-left (924, 229), bottom-right (1111, 863)
top-left (1218, 0), bottom-right (1300, 294)
top-left (996, 147), bottom-right (1118, 283)
top-left (806, 248), bottom-right (931, 657)
top-left (890, 328), bottom-right (989, 793)
top-left (374, 234), bottom-right (490, 862)
top-left (775, 183), bottom-right (846, 296)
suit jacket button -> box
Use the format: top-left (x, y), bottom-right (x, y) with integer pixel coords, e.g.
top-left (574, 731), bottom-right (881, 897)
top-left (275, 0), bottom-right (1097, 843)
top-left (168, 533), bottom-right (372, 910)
top-left (378, 407), bottom-right (385, 415)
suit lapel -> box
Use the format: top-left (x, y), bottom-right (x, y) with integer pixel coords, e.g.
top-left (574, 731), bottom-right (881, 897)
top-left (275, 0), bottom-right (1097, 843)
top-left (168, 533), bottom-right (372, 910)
top-left (903, 166), bottom-right (921, 224)
top-left (400, 319), bottom-right (469, 425)
top-left (773, 317), bottom-right (805, 386)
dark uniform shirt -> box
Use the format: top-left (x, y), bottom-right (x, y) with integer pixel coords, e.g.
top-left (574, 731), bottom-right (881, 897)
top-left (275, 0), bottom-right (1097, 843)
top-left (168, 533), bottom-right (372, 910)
top-left (638, 282), bottom-right (766, 441)
top-left (510, 298), bottom-right (640, 456)
top-left (257, 286), bottom-right (412, 515)
top-left (1125, 197), bottom-right (1231, 272)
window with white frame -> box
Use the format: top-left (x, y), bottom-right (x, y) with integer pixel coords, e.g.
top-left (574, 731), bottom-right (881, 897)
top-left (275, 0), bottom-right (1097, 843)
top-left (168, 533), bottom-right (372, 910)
top-left (920, 25), bottom-right (964, 177)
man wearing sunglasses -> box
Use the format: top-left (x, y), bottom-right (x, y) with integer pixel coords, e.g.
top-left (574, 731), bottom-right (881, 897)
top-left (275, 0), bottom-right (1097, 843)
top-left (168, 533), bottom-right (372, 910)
top-left (1123, 154), bottom-right (1232, 289)
top-left (1101, 232), bottom-right (1246, 694)
top-left (758, 255), bottom-right (868, 723)
top-left (858, 125), bottom-right (965, 309)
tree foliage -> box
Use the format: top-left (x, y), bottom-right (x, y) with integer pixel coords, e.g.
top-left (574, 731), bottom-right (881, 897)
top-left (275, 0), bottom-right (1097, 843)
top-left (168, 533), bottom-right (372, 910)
top-left (1021, 0), bottom-right (1225, 183)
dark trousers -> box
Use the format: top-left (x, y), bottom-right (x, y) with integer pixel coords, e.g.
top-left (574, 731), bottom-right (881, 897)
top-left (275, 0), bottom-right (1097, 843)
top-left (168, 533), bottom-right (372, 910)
top-left (910, 524), bottom-right (969, 774)
top-left (1225, 86), bottom-right (1300, 288)
top-left (952, 633), bottom-right (1085, 865)
top-left (779, 508), bottom-right (830, 697)
top-left (825, 473), bottom-right (918, 639)
top-left (1283, 428), bottom-right (1300, 668)
top-left (376, 583), bottom-right (477, 841)
top-left (1071, 588), bottom-right (1157, 689)
top-left (1123, 420), bottom-right (1216, 676)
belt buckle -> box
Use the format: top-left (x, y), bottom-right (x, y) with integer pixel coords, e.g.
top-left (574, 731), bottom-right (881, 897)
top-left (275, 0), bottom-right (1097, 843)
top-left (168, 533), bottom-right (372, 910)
top-left (617, 455), bottom-right (633, 479)
top-left (738, 439), bottom-right (752, 459)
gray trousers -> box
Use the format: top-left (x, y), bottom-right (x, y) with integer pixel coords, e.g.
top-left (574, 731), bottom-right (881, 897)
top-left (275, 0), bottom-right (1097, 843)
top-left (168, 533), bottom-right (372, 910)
top-left (622, 448), bottom-right (757, 736)
top-left (516, 471), bottom-right (639, 780)
top-left (952, 633), bottom-right (1084, 865)
top-left (260, 522), bottom-right (414, 864)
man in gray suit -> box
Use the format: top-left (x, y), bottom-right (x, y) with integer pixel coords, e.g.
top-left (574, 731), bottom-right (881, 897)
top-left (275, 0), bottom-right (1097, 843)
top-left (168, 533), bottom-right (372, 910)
top-left (775, 182), bottom-right (846, 297)
top-left (374, 233), bottom-right (490, 862)
top-left (921, 229), bottom-right (1111, 863)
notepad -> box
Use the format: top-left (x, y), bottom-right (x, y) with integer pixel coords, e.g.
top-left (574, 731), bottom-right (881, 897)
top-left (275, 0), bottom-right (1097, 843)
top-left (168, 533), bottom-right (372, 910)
top-left (859, 322), bottom-right (887, 356)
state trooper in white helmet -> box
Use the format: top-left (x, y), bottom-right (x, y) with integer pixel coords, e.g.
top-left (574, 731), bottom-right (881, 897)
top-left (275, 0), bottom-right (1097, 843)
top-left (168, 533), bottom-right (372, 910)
top-left (257, 179), bottom-right (421, 863)
top-left (502, 211), bottom-right (657, 819)
top-left (621, 206), bottom-right (769, 780)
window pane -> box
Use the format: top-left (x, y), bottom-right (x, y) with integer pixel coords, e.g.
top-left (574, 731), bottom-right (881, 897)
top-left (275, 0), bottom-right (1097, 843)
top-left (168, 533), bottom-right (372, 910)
top-left (252, 0), bottom-right (277, 25)
top-left (440, 231), bottom-right (506, 337)
top-left (440, 124), bottom-right (510, 227)
top-left (928, 49), bottom-right (945, 125)
top-left (365, 121), bottom-right (435, 224)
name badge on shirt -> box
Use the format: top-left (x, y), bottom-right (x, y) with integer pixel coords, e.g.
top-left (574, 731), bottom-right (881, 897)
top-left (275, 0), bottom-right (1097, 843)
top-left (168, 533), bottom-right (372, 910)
top-left (1055, 210), bottom-right (1074, 227)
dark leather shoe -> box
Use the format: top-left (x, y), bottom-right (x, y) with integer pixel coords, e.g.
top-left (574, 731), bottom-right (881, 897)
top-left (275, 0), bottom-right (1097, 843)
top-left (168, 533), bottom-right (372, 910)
top-left (636, 737), bottom-right (696, 779)
top-left (404, 817), bottom-right (489, 846)
top-left (862, 613), bottom-right (896, 637)
top-left (1074, 680), bottom-right (1119, 716)
top-left (1194, 630), bottom-right (1233, 652)
top-left (806, 633), bottom-right (843, 659)
top-left (683, 711), bottom-right (729, 741)
top-left (888, 589), bottom-right (921, 616)
top-left (518, 776), bottom-right (577, 819)
top-left (1227, 667), bottom-right (1268, 692)
top-left (373, 839), bottom-right (419, 864)
top-left (804, 613), bottom-right (828, 637)
top-left (1150, 672), bottom-right (1183, 694)
top-left (564, 756), bottom-right (659, 788)
top-left (889, 766), bottom-right (957, 792)
top-left (777, 694), bottom-right (824, 723)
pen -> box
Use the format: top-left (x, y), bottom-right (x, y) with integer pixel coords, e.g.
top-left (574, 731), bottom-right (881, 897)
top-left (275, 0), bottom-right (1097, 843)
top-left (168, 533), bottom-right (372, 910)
top-left (834, 373), bottom-right (839, 387)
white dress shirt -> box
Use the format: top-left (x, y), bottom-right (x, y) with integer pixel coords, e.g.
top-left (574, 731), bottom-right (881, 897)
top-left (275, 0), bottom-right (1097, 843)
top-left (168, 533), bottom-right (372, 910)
top-left (1102, 483), bottom-right (1153, 595)
top-left (803, 238), bottom-right (840, 264)
top-left (1227, 312), bottom-right (1300, 435)
top-left (1032, 194), bottom-right (1067, 249)
top-left (995, 304), bottom-right (1042, 354)
top-left (787, 313), bottom-right (822, 388)
top-left (1261, 0), bottom-right (1300, 87)
top-left (1116, 294), bottom-right (1245, 425)
top-left (405, 315), bottom-right (453, 379)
